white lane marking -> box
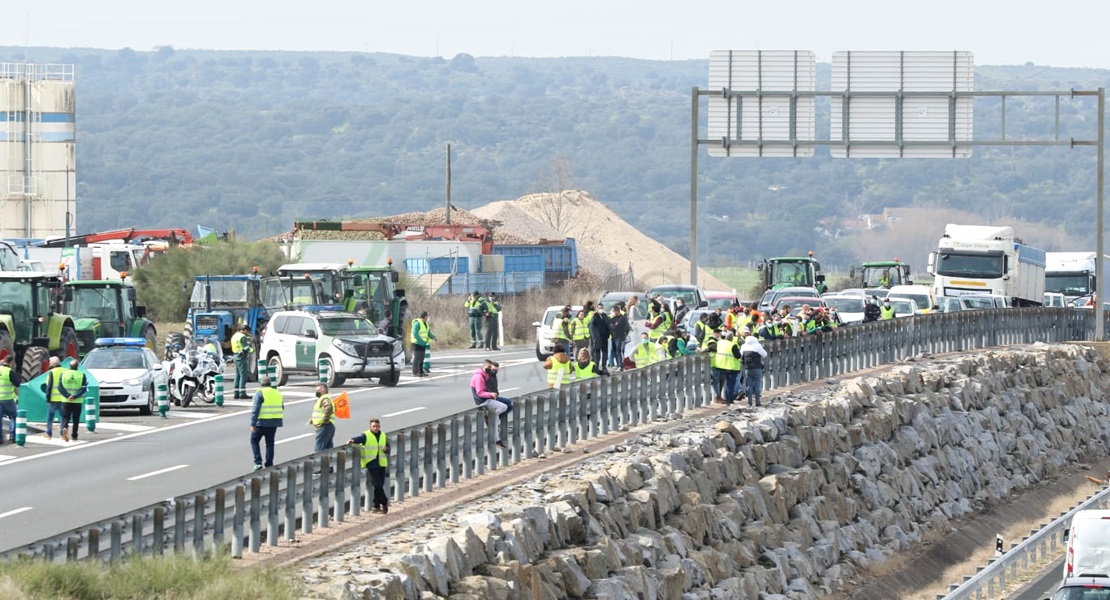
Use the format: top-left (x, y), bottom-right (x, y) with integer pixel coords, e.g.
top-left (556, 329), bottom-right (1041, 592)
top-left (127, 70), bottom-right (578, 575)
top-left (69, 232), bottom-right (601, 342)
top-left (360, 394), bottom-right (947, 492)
top-left (219, 400), bottom-right (254, 407)
top-left (0, 506), bottom-right (32, 519)
top-left (168, 411), bottom-right (219, 419)
top-left (0, 455), bottom-right (16, 462)
top-left (279, 391), bottom-right (315, 398)
top-left (127, 464), bottom-right (189, 481)
top-left (500, 387), bottom-right (520, 393)
top-left (276, 432), bottom-right (313, 445)
top-left (93, 423), bottom-right (154, 433)
top-left (24, 436), bottom-right (85, 446)
top-left (382, 406), bottom-right (426, 418)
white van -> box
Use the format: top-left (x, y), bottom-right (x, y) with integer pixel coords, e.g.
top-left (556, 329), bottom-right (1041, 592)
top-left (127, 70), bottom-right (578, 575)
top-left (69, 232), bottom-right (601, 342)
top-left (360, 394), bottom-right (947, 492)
top-left (1063, 510), bottom-right (1110, 579)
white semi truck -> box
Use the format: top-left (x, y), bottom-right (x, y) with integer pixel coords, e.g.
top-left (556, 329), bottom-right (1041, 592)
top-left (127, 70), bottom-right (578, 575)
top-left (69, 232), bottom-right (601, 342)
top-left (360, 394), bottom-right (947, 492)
top-left (927, 224), bottom-right (1046, 307)
top-left (1045, 251), bottom-right (1104, 304)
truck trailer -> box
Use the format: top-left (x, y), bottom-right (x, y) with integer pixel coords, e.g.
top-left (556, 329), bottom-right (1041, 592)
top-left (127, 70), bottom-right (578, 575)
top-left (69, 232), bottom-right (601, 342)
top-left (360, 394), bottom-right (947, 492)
top-left (927, 224), bottom-right (1045, 307)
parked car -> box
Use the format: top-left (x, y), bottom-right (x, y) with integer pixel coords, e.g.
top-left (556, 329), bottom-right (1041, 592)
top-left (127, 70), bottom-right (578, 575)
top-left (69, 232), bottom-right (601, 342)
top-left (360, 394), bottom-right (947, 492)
top-left (959, 294), bottom-right (1009, 310)
top-left (597, 292), bottom-right (649, 320)
top-left (82, 337), bottom-right (167, 415)
top-left (772, 296), bottom-right (828, 314)
top-left (1044, 292), bottom-right (1068, 307)
top-left (757, 286), bottom-right (821, 312)
top-left (647, 284), bottom-right (708, 308)
top-left (533, 304), bottom-right (583, 361)
top-left (886, 285), bottom-right (935, 314)
top-left (821, 294), bottom-right (867, 324)
top-left (679, 309), bottom-right (714, 336)
top-left (260, 309), bottom-right (404, 387)
top-left (934, 296), bottom-right (965, 313)
top-left (883, 298), bottom-right (919, 318)
top-left (1062, 510), bottom-right (1110, 580)
top-left (705, 290), bottom-right (740, 310)
top-left (1049, 577), bottom-right (1110, 600)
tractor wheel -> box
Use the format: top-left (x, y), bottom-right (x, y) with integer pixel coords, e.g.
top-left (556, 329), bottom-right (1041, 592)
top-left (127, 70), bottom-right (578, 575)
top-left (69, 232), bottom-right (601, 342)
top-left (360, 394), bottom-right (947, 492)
top-left (165, 333), bottom-right (185, 361)
top-left (20, 346), bottom-right (50, 382)
top-left (183, 319), bottom-right (193, 340)
top-left (0, 330), bottom-right (12, 364)
top-left (142, 325), bottom-right (157, 351)
top-left (56, 327), bottom-right (79, 362)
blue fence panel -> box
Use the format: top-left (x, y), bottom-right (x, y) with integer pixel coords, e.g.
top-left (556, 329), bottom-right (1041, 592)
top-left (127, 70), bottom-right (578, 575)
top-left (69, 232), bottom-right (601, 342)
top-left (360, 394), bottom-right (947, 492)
top-left (404, 258), bottom-right (429, 275)
top-left (429, 256), bottom-right (468, 274)
top-left (504, 254), bottom-right (545, 273)
top-left (493, 241), bottom-right (578, 276)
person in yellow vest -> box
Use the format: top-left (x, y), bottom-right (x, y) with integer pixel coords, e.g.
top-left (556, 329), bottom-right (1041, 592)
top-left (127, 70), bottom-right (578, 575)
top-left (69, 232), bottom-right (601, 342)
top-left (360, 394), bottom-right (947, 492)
top-left (0, 355), bottom-right (21, 445)
top-left (714, 331), bottom-right (743, 406)
top-left (308, 383), bottom-right (335, 452)
top-left (551, 307), bottom-right (573, 349)
top-left (880, 299), bottom-right (896, 320)
top-left (230, 325), bottom-right (253, 399)
top-left (572, 347), bottom-right (605, 381)
top-left (41, 356), bottom-right (65, 439)
top-left (348, 418), bottom-right (390, 514)
top-left (410, 311), bottom-right (435, 377)
top-left (57, 358), bottom-right (88, 442)
top-left (543, 343), bottom-right (572, 388)
top-left (632, 332), bottom-right (656, 369)
top-left (699, 329), bottom-right (723, 402)
top-left (483, 293), bottom-right (502, 351)
top-left (571, 309), bottom-right (590, 353)
top-left (249, 377), bottom-right (284, 471)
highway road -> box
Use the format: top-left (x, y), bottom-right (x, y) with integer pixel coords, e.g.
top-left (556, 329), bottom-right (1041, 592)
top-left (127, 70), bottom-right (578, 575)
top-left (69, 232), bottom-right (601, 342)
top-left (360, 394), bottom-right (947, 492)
top-left (0, 346), bottom-right (546, 552)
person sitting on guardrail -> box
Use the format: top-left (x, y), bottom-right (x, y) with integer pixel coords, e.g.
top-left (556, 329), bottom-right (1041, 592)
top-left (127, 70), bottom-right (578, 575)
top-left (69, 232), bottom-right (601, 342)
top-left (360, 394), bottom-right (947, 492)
top-left (632, 332), bottom-right (656, 369)
top-left (471, 359), bottom-right (511, 448)
top-left (544, 344), bottom-right (573, 389)
top-left (348, 418), bottom-right (390, 514)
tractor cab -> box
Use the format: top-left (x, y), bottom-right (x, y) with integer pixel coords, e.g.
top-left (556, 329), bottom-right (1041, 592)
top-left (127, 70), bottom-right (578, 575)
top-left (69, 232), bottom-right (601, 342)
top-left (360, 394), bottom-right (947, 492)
top-left (0, 271), bottom-right (78, 379)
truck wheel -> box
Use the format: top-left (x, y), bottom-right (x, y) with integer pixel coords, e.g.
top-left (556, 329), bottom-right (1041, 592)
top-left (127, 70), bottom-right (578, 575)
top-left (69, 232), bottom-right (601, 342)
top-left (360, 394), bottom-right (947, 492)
top-left (21, 346), bottom-right (50, 382)
top-left (56, 327), bottom-right (79, 361)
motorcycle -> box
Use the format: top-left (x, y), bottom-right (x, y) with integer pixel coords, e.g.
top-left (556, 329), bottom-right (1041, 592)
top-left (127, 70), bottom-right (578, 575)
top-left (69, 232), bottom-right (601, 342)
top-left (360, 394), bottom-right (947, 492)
top-left (166, 340), bottom-right (225, 407)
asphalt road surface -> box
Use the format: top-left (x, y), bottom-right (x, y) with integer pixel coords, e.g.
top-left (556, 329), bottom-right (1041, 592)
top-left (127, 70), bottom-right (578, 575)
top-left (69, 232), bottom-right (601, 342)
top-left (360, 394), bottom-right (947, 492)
top-left (0, 346), bottom-right (546, 552)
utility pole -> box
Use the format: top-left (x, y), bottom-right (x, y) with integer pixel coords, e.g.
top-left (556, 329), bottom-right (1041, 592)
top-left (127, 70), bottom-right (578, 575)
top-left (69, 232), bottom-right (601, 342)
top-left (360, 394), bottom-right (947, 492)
top-left (445, 143), bottom-right (452, 225)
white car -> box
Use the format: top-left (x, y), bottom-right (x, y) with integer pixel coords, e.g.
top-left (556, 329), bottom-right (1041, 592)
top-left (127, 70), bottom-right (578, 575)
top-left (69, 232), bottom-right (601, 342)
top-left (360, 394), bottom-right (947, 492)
top-left (821, 295), bottom-right (867, 324)
top-left (533, 304), bottom-right (582, 361)
top-left (886, 285), bottom-right (935, 314)
top-left (260, 309), bottom-right (404, 387)
top-left (884, 298), bottom-right (919, 318)
top-left (82, 338), bottom-right (168, 415)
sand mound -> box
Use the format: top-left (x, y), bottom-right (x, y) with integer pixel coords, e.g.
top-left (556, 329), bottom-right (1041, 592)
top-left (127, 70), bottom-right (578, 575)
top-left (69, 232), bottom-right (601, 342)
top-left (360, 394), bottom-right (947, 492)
top-left (473, 191), bottom-right (730, 291)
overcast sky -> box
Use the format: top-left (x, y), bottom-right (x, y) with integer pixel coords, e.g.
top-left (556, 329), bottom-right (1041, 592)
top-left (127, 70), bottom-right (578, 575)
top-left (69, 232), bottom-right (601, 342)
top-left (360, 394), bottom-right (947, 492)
top-left (3, 0), bottom-right (1108, 69)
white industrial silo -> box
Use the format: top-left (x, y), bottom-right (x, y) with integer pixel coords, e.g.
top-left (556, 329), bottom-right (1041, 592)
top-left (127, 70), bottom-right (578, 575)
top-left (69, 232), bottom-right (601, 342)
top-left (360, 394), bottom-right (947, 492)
top-left (0, 63), bottom-right (75, 240)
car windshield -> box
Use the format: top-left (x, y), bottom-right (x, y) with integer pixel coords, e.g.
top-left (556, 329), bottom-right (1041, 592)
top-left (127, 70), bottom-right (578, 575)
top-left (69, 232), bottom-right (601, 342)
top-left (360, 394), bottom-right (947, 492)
top-left (319, 317), bottom-right (378, 336)
top-left (935, 252), bottom-right (1005, 278)
top-left (823, 297), bottom-right (864, 312)
top-left (888, 300), bottom-right (915, 313)
top-left (1053, 585), bottom-right (1110, 600)
top-left (652, 288), bottom-right (696, 305)
top-left (706, 297), bottom-right (736, 310)
top-left (960, 296), bottom-right (997, 309)
top-left (67, 286), bottom-right (118, 319)
top-left (83, 348), bottom-right (147, 369)
top-left (190, 279), bottom-right (250, 306)
top-left (890, 293), bottom-right (930, 311)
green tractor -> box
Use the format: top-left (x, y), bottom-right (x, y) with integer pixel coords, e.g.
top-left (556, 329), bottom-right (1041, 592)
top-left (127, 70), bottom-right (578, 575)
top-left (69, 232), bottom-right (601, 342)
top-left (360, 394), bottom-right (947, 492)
top-left (63, 279), bottom-right (158, 356)
top-left (757, 252), bottom-right (827, 293)
top-left (0, 272), bottom-right (80, 381)
top-left (341, 263), bottom-right (408, 339)
top-left (850, 259), bottom-right (912, 289)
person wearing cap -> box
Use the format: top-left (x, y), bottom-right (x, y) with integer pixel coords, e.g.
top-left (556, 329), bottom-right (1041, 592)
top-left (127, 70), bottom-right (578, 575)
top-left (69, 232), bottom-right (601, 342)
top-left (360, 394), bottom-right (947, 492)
top-left (714, 330), bottom-right (743, 405)
top-left (410, 310), bottom-right (435, 377)
top-left (880, 298), bottom-right (896, 320)
top-left (483, 292), bottom-right (501, 351)
top-left (230, 324), bottom-right (253, 399)
top-left (57, 358), bottom-right (88, 442)
top-left (249, 377), bottom-right (284, 471)
top-left (41, 356), bottom-right (65, 439)
top-left (464, 291), bottom-right (486, 349)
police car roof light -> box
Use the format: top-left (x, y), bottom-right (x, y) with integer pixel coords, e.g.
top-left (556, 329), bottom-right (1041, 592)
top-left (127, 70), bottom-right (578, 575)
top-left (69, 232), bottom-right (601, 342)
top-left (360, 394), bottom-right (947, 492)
top-left (95, 337), bottom-right (149, 347)
top-left (302, 305), bottom-right (343, 313)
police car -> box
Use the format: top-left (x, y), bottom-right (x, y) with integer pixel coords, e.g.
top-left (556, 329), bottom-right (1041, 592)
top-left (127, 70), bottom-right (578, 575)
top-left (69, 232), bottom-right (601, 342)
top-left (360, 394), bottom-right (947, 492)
top-left (81, 338), bottom-right (168, 415)
top-left (259, 308), bottom-right (404, 387)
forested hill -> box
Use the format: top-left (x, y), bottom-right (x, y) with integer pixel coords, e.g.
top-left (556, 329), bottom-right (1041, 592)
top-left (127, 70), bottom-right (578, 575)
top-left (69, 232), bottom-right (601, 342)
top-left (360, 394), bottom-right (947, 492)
top-left (2, 45), bottom-right (1107, 268)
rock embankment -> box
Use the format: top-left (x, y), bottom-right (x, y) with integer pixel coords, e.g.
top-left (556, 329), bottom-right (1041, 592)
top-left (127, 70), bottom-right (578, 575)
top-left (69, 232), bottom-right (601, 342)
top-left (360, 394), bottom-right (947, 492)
top-left (298, 344), bottom-right (1110, 599)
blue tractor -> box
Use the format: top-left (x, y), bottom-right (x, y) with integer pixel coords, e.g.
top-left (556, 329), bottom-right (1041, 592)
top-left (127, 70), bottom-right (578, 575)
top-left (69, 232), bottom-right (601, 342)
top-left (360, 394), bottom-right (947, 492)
top-left (173, 275), bottom-right (268, 381)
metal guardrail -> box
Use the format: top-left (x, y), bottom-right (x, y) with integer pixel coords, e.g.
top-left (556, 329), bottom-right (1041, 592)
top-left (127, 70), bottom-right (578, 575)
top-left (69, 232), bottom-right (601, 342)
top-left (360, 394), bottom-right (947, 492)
top-left (0, 308), bottom-right (1096, 562)
top-left (940, 484), bottom-right (1110, 599)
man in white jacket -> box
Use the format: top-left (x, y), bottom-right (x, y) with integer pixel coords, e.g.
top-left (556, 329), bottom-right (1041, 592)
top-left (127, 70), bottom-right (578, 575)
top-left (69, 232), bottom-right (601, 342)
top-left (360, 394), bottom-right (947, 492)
top-left (740, 332), bottom-right (768, 407)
